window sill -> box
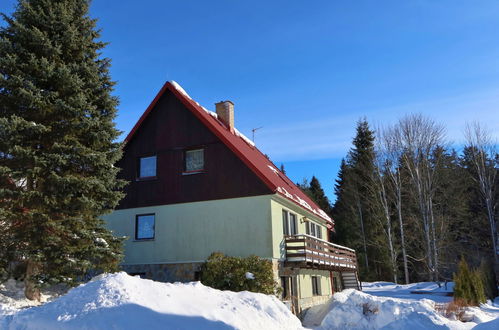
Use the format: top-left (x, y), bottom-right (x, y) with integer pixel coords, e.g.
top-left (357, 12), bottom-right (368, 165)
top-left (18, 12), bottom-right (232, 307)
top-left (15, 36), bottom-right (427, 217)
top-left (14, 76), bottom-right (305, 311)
top-left (133, 238), bottom-right (155, 242)
top-left (182, 170), bottom-right (206, 176)
top-left (136, 176), bottom-right (157, 181)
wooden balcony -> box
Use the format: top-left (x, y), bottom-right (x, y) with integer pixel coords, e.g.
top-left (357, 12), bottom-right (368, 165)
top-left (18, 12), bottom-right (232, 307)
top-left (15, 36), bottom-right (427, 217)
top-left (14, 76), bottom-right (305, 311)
top-left (284, 234), bottom-right (358, 272)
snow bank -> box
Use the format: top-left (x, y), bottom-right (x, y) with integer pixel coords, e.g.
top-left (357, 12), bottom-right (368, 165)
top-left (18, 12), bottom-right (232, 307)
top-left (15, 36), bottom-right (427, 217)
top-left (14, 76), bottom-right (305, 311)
top-left (307, 289), bottom-right (471, 330)
top-left (1, 272), bottom-right (302, 330)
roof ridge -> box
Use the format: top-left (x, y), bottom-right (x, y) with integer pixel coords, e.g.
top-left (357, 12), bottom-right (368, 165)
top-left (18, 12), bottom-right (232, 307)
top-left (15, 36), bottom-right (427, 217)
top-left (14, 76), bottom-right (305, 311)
top-left (125, 81), bottom-right (333, 226)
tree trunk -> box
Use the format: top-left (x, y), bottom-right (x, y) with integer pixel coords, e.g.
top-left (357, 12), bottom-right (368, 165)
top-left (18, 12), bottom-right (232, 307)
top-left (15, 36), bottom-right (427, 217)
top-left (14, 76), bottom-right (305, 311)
top-left (396, 187), bottom-right (410, 284)
top-left (429, 198), bottom-right (439, 281)
top-left (25, 260), bottom-right (41, 301)
top-left (357, 199), bottom-right (369, 270)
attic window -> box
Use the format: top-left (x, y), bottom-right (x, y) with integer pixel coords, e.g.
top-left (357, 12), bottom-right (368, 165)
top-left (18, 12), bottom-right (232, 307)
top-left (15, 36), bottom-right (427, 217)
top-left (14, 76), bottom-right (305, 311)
top-left (184, 149), bottom-right (204, 173)
top-left (138, 155), bottom-right (156, 178)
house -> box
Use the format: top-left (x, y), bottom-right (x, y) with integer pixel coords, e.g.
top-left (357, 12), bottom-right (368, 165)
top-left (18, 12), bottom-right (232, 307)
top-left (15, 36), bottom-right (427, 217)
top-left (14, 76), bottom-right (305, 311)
top-left (103, 81), bottom-right (360, 313)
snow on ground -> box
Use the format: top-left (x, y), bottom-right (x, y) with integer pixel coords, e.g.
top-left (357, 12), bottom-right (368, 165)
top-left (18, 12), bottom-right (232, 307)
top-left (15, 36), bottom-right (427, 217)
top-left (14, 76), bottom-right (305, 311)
top-left (304, 281), bottom-right (499, 330)
top-left (0, 278), bottom-right (66, 314)
top-left (0, 272), bottom-right (303, 330)
top-left (363, 281), bottom-right (455, 303)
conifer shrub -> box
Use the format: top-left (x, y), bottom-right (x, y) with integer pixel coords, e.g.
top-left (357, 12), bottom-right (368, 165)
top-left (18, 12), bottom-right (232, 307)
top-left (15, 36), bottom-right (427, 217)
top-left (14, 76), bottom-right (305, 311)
top-left (479, 258), bottom-right (498, 300)
top-left (453, 257), bottom-right (486, 306)
top-left (200, 252), bottom-right (279, 295)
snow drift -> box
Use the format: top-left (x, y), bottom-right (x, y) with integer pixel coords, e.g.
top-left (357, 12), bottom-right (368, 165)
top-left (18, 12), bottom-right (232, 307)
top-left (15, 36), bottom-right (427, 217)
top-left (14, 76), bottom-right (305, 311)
top-left (305, 289), bottom-right (471, 330)
top-left (0, 272), bottom-right (302, 330)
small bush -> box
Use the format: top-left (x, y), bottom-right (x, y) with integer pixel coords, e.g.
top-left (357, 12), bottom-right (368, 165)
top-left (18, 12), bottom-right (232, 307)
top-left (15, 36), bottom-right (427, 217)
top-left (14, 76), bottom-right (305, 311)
top-left (436, 299), bottom-right (467, 321)
top-left (478, 258), bottom-right (498, 300)
top-left (200, 252), bottom-right (279, 295)
top-left (453, 257), bottom-right (486, 306)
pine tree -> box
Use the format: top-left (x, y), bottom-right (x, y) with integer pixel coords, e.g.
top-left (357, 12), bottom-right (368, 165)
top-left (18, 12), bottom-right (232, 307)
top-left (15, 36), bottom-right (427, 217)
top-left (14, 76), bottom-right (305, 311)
top-left (0, 0), bottom-right (125, 300)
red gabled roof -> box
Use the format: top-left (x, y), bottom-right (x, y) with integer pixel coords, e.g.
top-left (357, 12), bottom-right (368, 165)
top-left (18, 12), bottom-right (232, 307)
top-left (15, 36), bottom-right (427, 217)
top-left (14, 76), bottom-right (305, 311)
top-left (125, 81), bottom-right (334, 227)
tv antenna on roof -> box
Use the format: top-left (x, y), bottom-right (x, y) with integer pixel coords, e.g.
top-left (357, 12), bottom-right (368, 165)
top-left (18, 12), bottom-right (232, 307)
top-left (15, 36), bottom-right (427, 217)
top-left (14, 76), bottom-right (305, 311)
top-left (251, 127), bottom-right (263, 143)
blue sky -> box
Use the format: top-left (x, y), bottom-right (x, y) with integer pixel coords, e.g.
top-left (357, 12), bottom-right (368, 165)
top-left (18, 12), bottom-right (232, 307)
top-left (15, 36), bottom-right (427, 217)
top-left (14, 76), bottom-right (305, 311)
top-left (1, 1), bottom-right (498, 201)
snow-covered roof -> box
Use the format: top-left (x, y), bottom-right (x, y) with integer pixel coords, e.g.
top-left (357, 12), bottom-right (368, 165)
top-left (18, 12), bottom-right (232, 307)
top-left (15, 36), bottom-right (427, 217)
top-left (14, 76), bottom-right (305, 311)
top-left (125, 81), bottom-right (333, 225)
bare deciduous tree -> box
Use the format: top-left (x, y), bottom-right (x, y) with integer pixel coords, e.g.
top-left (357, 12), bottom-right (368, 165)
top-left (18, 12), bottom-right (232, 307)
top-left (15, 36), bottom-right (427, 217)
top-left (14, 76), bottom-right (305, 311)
top-left (376, 125), bottom-right (410, 284)
top-left (464, 122), bottom-right (498, 261)
top-left (373, 127), bottom-right (398, 283)
top-left (393, 114), bottom-right (446, 281)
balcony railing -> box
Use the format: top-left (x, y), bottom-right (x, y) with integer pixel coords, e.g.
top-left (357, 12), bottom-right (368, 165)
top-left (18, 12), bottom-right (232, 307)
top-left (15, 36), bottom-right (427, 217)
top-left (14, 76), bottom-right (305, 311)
top-left (284, 234), bottom-right (358, 271)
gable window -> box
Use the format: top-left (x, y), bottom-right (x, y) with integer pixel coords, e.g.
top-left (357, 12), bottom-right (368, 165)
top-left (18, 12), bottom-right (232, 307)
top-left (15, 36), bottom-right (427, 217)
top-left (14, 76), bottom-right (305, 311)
top-left (184, 149), bottom-right (204, 172)
top-left (311, 276), bottom-right (321, 296)
top-left (138, 155), bottom-right (157, 178)
top-left (282, 210), bottom-right (297, 236)
top-left (306, 221), bottom-right (322, 239)
top-left (135, 214), bottom-right (155, 240)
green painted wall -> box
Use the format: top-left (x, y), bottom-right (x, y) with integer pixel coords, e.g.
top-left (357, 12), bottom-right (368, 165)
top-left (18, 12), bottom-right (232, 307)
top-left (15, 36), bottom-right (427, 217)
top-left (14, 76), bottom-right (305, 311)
top-left (297, 269), bottom-right (332, 298)
top-left (270, 195), bottom-right (329, 259)
top-left (103, 195), bottom-right (274, 264)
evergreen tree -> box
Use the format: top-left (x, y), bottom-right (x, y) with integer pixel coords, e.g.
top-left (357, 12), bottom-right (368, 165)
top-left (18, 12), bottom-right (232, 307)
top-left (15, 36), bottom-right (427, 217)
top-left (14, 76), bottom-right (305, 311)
top-left (297, 176), bottom-right (334, 240)
top-left (332, 159), bottom-right (359, 246)
top-left (479, 258), bottom-right (498, 300)
top-left (453, 257), bottom-right (486, 306)
top-left (308, 176), bottom-right (332, 215)
top-left (0, 0), bottom-right (125, 300)
top-left (333, 119), bottom-right (387, 280)
top-left (279, 163), bottom-right (286, 174)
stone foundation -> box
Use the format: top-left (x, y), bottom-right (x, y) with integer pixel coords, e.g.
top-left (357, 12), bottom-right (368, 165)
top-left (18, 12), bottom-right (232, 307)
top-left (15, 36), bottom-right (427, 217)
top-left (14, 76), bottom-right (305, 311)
top-left (122, 262), bottom-right (203, 282)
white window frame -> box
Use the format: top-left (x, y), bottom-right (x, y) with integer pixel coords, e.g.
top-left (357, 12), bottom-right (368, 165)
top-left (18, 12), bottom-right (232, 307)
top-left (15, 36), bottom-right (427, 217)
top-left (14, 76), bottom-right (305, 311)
top-left (282, 210), bottom-right (297, 236)
top-left (306, 221), bottom-right (322, 239)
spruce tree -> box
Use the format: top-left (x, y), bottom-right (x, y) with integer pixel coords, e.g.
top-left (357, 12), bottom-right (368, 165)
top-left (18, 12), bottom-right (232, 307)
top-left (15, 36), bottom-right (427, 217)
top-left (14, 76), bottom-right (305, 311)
top-left (0, 0), bottom-right (125, 300)
top-left (333, 119), bottom-right (386, 280)
top-left (332, 159), bottom-right (359, 246)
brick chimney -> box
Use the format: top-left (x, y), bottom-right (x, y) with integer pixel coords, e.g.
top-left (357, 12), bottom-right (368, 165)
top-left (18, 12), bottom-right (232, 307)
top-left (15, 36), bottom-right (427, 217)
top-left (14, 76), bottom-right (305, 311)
top-left (215, 101), bottom-right (234, 133)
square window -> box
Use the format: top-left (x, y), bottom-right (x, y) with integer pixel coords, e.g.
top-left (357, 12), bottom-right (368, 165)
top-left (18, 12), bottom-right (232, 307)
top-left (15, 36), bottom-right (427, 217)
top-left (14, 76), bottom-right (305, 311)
top-left (138, 156), bottom-right (156, 178)
top-left (185, 149), bottom-right (204, 172)
top-left (135, 214), bottom-right (155, 240)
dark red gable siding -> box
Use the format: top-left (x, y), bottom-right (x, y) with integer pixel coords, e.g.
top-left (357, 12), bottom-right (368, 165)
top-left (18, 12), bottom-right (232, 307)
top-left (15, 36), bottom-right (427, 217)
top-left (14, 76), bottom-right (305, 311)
top-left (121, 81), bottom-right (333, 226)
top-left (116, 89), bottom-right (273, 209)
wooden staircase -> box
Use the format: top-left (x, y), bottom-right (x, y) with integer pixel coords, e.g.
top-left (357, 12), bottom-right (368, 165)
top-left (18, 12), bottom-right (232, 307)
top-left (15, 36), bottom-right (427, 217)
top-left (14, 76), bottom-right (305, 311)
top-left (341, 271), bottom-right (362, 290)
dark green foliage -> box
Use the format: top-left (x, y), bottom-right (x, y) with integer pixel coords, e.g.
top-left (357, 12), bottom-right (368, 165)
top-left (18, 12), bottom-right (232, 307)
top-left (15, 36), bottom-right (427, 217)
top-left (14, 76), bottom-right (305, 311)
top-left (453, 257), bottom-right (486, 306)
top-left (330, 115), bottom-right (499, 283)
top-left (479, 259), bottom-right (498, 300)
top-left (0, 0), bottom-right (125, 296)
top-left (332, 119), bottom-right (391, 281)
top-left (298, 176), bottom-right (333, 219)
top-left (200, 252), bottom-right (279, 295)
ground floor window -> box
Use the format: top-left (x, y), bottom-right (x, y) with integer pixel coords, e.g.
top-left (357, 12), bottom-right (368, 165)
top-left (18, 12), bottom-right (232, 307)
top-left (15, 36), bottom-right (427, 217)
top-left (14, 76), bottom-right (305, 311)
top-left (332, 273), bottom-right (342, 292)
top-left (312, 276), bottom-right (321, 296)
top-left (135, 214), bottom-right (155, 240)
top-left (280, 276), bottom-right (297, 300)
